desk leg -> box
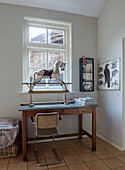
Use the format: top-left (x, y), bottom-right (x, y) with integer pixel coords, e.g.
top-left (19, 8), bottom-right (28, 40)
top-left (22, 111), bottom-right (27, 161)
top-left (79, 114), bottom-right (82, 139)
top-left (92, 108), bottom-right (96, 151)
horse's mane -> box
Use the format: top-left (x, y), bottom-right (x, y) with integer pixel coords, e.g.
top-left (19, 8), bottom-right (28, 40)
top-left (53, 61), bottom-right (61, 73)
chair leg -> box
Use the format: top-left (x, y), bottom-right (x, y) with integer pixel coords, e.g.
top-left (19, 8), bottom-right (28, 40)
top-left (35, 136), bottom-right (60, 166)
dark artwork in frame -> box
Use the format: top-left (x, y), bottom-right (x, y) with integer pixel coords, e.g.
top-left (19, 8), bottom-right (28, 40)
top-left (80, 57), bottom-right (94, 92)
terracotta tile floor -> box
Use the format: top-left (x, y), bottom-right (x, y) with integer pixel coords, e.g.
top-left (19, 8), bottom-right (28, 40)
top-left (1, 137), bottom-right (125, 170)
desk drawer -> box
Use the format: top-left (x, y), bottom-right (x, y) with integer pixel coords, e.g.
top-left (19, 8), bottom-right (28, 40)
top-left (46, 109), bottom-right (63, 115)
top-left (62, 109), bottom-right (78, 115)
top-left (78, 108), bottom-right (94, 114)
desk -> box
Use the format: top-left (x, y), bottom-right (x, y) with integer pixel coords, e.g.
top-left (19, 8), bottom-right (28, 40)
top-left (19, 103), bottom-right (98, 161)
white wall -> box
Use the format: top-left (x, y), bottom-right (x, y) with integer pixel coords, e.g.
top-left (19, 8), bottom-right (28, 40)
top-left (0, 4), bottom-right (97, 138)
top-left (97, 0), bottom-right (125, 149)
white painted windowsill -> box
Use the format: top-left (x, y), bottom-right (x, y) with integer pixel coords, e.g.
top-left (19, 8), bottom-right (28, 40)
top-left (18, 91), bottom-right (76, 94)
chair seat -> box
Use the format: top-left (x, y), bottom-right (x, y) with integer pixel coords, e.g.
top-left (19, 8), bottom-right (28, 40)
top-left (35, 127), bottom-right (57, 137)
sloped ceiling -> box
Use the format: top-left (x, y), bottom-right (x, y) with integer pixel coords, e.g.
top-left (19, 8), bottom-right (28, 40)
top-left (0, 0), bottom-right (106, 17)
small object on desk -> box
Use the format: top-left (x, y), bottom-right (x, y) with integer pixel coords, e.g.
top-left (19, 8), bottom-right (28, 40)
top-left (74, 97), bottom-right (97, 105)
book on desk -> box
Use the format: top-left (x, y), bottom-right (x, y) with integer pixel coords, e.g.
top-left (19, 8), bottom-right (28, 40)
top-left (74, 97), bottom-right (97, 105)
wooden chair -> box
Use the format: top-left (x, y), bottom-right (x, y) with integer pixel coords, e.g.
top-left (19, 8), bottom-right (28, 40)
top-left (33, 112), bottom-right (60, 166)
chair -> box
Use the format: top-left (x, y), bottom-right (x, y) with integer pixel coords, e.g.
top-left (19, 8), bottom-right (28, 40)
top-left (33, 112), bottom-right (60, 166)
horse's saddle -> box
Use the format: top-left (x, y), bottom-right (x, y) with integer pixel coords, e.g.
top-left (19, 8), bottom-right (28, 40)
top-left (43, 69), bottom-right (53, 78)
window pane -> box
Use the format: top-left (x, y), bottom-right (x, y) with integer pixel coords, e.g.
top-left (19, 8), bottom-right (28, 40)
top-left (29, 51), bottom-right (46, 68)
top-left (29, 69), bottom-right (46, 86)
top-left (48, 52), bottom-right (64, 68)
top-left (48, 29), bottom-right (64, 44)
top-left (29, 27), bottom-right (46, 43)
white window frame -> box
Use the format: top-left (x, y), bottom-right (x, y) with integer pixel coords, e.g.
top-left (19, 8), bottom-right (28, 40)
top-left (23, 17), bottom-right (72, 92)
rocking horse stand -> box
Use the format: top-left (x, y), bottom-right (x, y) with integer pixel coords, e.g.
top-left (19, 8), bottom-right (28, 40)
top-left (21, 82), bottom-right (72, 107)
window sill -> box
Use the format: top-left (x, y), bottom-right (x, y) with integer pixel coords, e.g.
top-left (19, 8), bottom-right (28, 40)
top-left (18, 91), bottom-right (76, 94)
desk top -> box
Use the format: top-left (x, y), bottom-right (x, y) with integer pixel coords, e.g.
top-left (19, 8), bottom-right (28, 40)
top-left (19, 103), bottom-right (98, 111)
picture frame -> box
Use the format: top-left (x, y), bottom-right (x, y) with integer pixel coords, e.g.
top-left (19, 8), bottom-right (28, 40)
top-left (98, 58), bottom-right (120, 90)
top-left (80, 57), bottom-right (94, 92)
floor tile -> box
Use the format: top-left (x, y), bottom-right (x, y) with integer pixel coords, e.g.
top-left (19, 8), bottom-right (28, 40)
top-left (47, 157), bottom-right (65, 168)
top-left (8, 162), bottom-right (27, 170)
top-left (59, 147), bottom-right (76, 156)
top-left (96, 137), bottom-right (104, 143)
top-left (27, 152), bottom-right (36, 161)
top-left (82, 137), bottom-right (91, 143)
top-left (28, 151), bottom-right (44, 161)
top-left (86, 160), bottom-right (110, 170)
top-left (27, 143), bottom-right (34, 153)
top-left (108, 147), bottom-right (125, 156)
top-left (99, 142), bottom-right (113, 149)
top-left (95, 149), bottom-right (113, 159)
top-left (115, 167), bottom-right (125, 170)
top-left (9, 153), bottom-right (23, 163)
top-left (28, 159), bottom-right (47, 170)
top-left (0, 157), bottom-right (9, 164)
top-left (42, 142), bottom-right (53, 150)
top-left (118, 154), bottom-right (125, 163)
top-left (63, 154), bottom-right (83, 165)
top-left (56, 141), bottom-right (72, 148)
top-left (79, 152), bottom-right (99, 162)
top-left (70, 140), bottom-right (85, 147)
top-left (37, 143), bottom-right (44, 151)
top-left (0, 164), bottom-right (8, 170)
top-left (102, 157), bottom-right (125, 169)
top-left (73, 145), bottom-right (90, 154)
top-left (44, 149), bottom-right (60, 159)
top-left (44, 150), bottom-right (57, 158)
top-left (49, 166), bottom-right (68, 170)
top-left (95, 144), bottom-right (104, 151)
top-left (68, 163), bottom-right (89, 170)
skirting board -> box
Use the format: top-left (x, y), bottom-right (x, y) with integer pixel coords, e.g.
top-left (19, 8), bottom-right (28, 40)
top-left (97, 133), bottom-right (124, 151)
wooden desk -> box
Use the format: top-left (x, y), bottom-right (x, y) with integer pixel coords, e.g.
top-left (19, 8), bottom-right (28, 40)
top-left (19, 103), bottom-right (98, 161)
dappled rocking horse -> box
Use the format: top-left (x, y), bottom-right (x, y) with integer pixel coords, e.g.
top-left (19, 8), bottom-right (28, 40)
top-left (31, 60), bottom-right (67, 90)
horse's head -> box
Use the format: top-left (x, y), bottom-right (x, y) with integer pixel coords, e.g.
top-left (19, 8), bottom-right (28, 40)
top-left (53, 60), bottom-right (66, 73)
top-left (58, 61), bottom-right (66, 71)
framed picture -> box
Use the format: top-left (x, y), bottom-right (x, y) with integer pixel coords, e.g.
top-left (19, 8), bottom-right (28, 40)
top-left (98, 58), bottom-right (120, 90)
top-left (80, 57), bottom-right (94, 92)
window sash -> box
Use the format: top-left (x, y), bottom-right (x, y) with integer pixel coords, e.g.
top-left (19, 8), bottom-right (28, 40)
top-left (25, 48), bottom-right (67, 89)
top-left (26, 24), bottom-right (67, 47)
top-left (23, 17), bottom-right (72, 92)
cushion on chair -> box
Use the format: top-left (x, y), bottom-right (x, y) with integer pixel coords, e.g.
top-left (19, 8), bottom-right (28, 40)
top-left (35, 127), bottom-right (57, 137)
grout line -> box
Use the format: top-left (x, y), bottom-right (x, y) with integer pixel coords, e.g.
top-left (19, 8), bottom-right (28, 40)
top-left (101, 158), bottom-right (116, 170)
top-left (7, 161), bottom-right (9, 170)
top-left (78, 152), bottom-right (100, 169)
top-left (27, 161), bottom-right (28, 170)
top-left (7, 157), bottom-right (10, 170)
top-left (40, 143), bottom-right (48, 169)
top-left (48, 165), bottom-right (69, 170)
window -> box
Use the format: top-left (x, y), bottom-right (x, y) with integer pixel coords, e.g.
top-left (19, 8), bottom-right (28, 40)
top-left (23, 17), bottom-right (72, 92)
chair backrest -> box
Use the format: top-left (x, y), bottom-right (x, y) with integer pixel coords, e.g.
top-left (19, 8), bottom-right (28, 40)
top-left (34, 112), bottom-right (58, 129)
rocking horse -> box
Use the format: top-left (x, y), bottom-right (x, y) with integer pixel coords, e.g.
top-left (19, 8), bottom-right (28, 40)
top-left (31, 61), bottom-right (66, 90)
